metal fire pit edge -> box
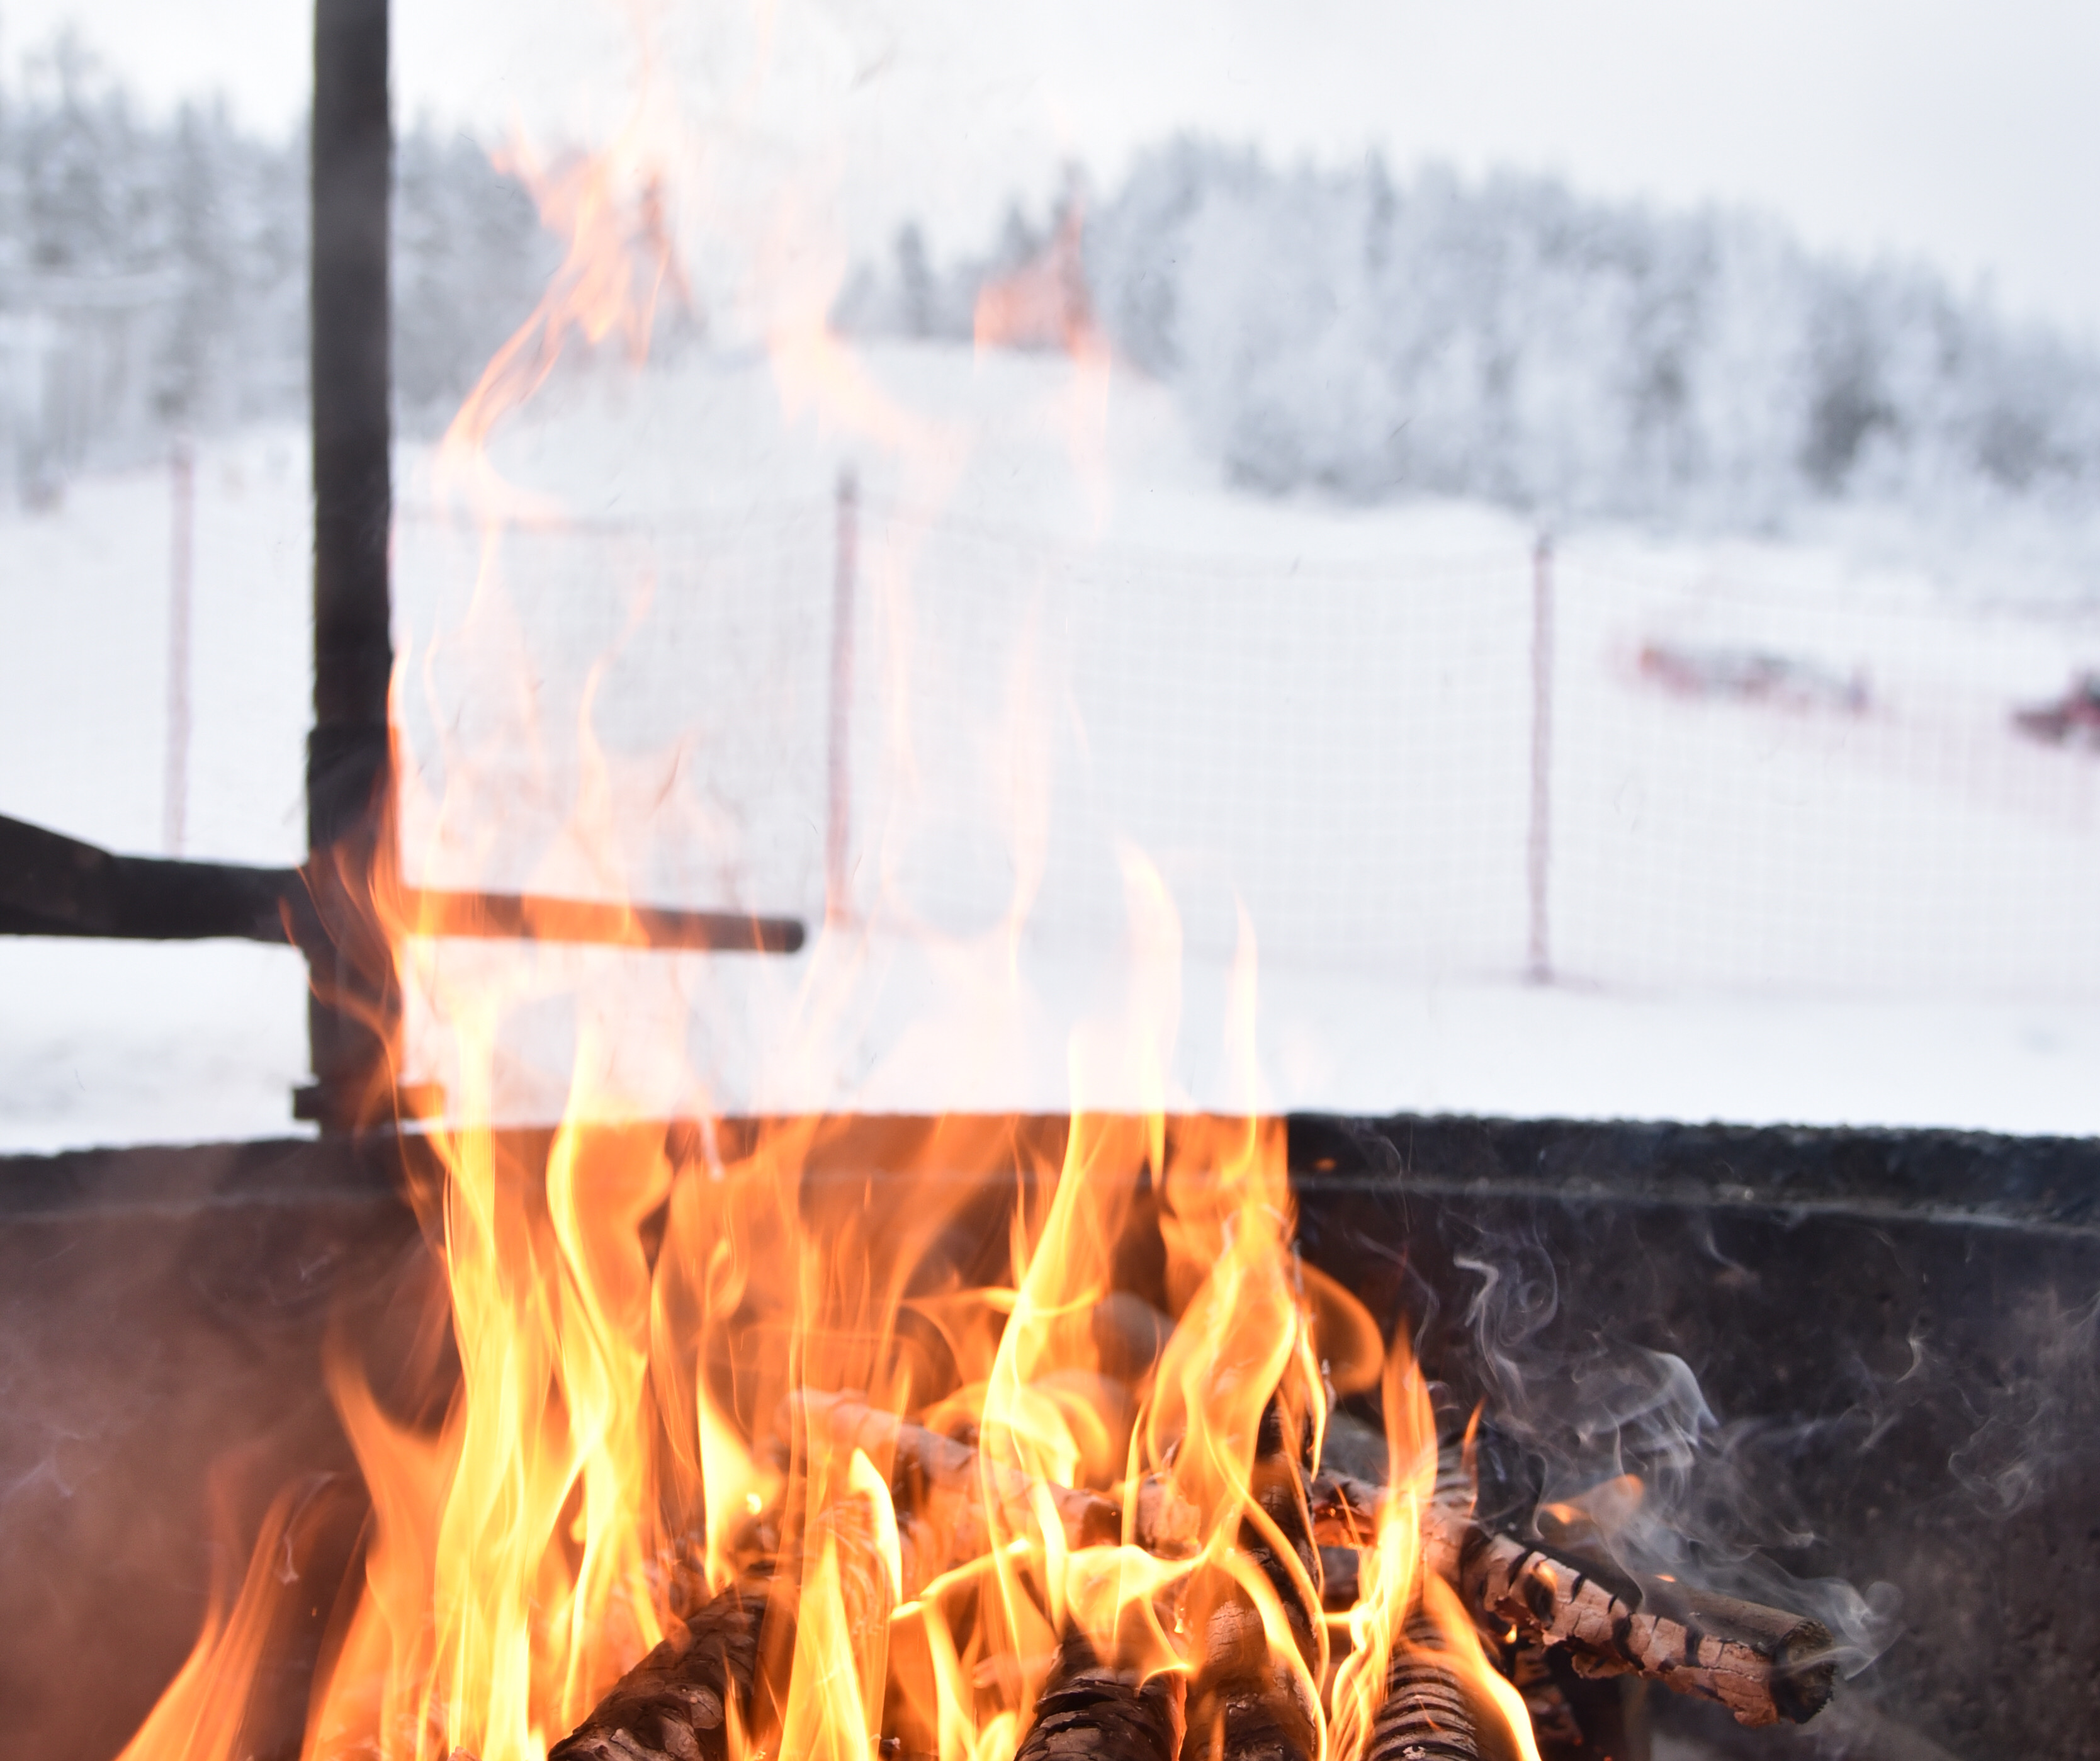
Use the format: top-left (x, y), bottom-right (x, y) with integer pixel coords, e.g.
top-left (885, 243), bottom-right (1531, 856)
top-left (1, 1113), bottom-right (2093, 1760)
top-left (1287, 1113), bottom-right (2100, 1760)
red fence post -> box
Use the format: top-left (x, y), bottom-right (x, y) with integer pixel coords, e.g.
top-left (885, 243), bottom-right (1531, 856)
top-left (162, 432), bottom-right (195, 856)
top-left (1528, 531), bottom-right (1554, 984)
top-left (825, 467), bottom-right (859, 923)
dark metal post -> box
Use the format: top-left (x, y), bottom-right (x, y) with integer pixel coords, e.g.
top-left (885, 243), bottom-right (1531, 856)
top-left (0, 0), bottom-right (804, 1075)
top-left (303, 0), bottom-right (396, 1128)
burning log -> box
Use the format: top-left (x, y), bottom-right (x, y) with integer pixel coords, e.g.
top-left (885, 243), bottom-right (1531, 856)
top-left (1015, 1634), bottom-right (1186, 1761)
top-left (790, 1391), bottom-right (1138, 1553)
top-left (1502, 1646), bottom-right (1584, 1755)
top-left (1182, 1646), bottom-right (1319, 1761)
top-left (550, 1571), bottom-right (775, 1761)
top-left (798, 1392), bottom-right (1322, 1761)
top-left (1307, 1470), bottom-right (1833, 1730)
top-left (794, 1393), bottom-right (1829, 1735)
top-left (1182, 1407), bottom-right (1324, 1761)
top-left (1365, 1617), bottom-right (1484, 1761)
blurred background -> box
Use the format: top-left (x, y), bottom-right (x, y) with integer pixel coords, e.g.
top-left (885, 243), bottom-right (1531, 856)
top-left (4, 0), bottom-right (2099, 1147)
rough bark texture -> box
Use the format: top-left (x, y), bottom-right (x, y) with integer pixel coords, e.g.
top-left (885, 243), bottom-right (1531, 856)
top-left (1367, 1619), bottom-right (1482, 1761)
top-left (1181, 1407), bottom-right (1324, 1761)
top-left (1016, 1634), bottom-right (1186, 1761)
top-left (1307, 1469), bottom-right (1831, 1728)
top-left (799, 1388), bottom-right (1824, 1732)
top-left (792, 1391), bottom-right (1131, 1555)
top-left (550, 1573), bottom-right (773, 1761)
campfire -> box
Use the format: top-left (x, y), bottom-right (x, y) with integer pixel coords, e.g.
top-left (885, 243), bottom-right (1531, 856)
top-left (116, 1114), bottom-right (1836, 1761)
top-left (90, 10), bottom-right (1849, 1761)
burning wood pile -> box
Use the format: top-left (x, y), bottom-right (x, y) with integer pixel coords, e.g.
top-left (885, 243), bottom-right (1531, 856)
top-left (110, 1113), bottom-right (1834, 1761)
top-left (547, 1385), bottom-right (1832, 1761)
top-left (70, 18), bottom-right (1866, 1758)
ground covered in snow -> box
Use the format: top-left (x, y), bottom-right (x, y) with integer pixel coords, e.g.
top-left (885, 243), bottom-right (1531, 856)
top-left (4, 344), bottom-right (2099, 1151)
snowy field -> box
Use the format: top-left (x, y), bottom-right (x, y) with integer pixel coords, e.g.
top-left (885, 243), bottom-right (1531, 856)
top-left (6, 343), bottom-right (2100, 1150)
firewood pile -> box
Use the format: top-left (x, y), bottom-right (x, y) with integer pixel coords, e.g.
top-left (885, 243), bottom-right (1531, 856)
top-left (543, 1389), bottom-right (1833, 1761)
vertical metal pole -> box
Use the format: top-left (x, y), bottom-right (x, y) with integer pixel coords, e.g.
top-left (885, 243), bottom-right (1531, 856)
top-left (825, 467), bottom-right (859, 923)
top-left (1527, 532), bottom-right (1554, 985)
top-left (162, 432), bottom-right (194, 856)
top-left (302, 0), bottom-right (395, 1128)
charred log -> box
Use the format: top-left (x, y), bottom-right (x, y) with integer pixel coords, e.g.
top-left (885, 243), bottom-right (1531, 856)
top-left (1508, 1647), bottom-right (1646, 1761)
top-left (1366, 1617), bottom-right (1482, 1761)
top-left (1504, 1646), bottom-right (1582, 1757)
top-left (1307, 1469), bottom-right (1832, 1729)
top-left (1016, 1634), bottom-right (1186, 1761)
top-left (795, 1394), bottom-right (1824, 1731)
top-left (550, 1571), bottom-right (774, 1761)
top-left (1185, 1669), bottom-right (1319, 1761)
top-left (791, 1391), bottom-right (1134, 1554)
top-left (1182, 1405), bottom-right (1324, 1761)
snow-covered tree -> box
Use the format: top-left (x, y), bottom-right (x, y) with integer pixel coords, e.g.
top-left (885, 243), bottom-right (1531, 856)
top-left (847, 139), bottom-right (2100, 534)
top-left (0, 37), bottom-right (553, 497)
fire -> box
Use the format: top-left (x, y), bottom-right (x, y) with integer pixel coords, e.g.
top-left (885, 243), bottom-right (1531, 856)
top-left (111, 39), bottom-right (1550, 1761)
top-left (970, 189), bottom-right (1114, 528)
top-left (971, 200), bottom-right (1097, 360)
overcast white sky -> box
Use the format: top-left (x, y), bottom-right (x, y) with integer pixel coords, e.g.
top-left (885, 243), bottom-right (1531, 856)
top-left (4, 1), bottom-right (2097, 334)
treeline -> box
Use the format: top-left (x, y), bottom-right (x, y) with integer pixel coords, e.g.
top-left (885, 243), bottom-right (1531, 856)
top-left (12, 46), bottom-right (2097, 538)
top-left (840, 139), bottom-right (2100, 528)
top-left (0, 37), bottom-right (552, 495)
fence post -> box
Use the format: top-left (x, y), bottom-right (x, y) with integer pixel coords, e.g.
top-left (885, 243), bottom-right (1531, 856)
top-left (825, 466), bottom-right (859, 922)
top-left (1527, 531), bottom-right (1554, 984)
top-left (162, 431), bottom-right (195, 856)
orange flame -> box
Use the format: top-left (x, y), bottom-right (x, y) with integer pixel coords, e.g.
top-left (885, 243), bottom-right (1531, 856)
top-left (110, 37), bottom-right (1545, 1761)
top-left (970, 191), bottom-right (1113, 526)
top-left (972, 201), bottom-right (1098, 360)
top-left (1329, 1356), bottom-right (1543, 1761)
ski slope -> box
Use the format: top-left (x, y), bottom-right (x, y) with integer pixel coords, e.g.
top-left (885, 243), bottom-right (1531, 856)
top-left (4, 343), bottom-right (2099, 1151)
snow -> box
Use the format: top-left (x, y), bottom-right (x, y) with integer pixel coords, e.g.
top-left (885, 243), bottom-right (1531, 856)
top-left (4, 345), bottom-right (2099, 1152)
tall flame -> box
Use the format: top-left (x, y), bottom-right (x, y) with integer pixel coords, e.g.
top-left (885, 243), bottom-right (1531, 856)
top-left (110, 27), bottom-right (1543, 1761)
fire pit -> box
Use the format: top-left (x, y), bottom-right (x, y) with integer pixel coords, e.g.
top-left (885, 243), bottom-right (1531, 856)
top-left (4, 8), bottom-right (2095, 1761)
top-left (4, 1115), bottom-right (2092, 1761)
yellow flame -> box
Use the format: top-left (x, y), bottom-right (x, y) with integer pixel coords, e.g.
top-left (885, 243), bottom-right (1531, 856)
top-left (1328, 1337), bottom-right (1436, 1761)
top-left (116, 22), bottom-right (1547, 1761)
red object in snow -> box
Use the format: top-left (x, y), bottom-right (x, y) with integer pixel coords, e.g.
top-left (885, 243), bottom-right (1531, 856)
top-left (2014, 672), bottom-right (2100, 748)
top-left (1638, 641), bottom-right (1869, 713)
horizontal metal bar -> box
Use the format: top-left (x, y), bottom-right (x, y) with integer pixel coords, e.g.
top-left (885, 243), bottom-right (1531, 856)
top-left (0, 813), bottom-right (804, 954)
top-left (0, 813), bottom-right (291, 941)
top-left (398, 889), bottom-right (805, 953)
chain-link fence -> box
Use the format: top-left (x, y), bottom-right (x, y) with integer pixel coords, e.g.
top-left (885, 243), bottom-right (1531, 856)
top-left (395, 494), bottom-right (2100, 1002)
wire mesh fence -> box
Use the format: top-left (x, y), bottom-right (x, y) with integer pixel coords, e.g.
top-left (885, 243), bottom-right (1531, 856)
top-left (392, 494), bottom-right (2100, 1002)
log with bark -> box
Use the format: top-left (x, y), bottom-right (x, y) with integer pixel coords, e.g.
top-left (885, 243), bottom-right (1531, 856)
top-left (1365, 1615), bottom-right (1485, 1761)
top-left (1180, 1405), bottom-right (1324, 1761)
top-left (1306, 1470), bottom-right (1834, 1729)
top-left (1015, 1633), bottom-right (1187, 1761)
top-left (541, 1342), bottom-right (1848, 1761)
top-left (550, 1570), bottom-right (776, 1761)
top-left (798, 1395), bottom-right (1831, 1731)
top-left (791, 1391), bottom-right (1144, 1555)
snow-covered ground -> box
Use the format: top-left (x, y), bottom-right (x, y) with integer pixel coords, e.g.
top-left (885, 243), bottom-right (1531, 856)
top-left (4, 344), bottom-right (2099, 1152)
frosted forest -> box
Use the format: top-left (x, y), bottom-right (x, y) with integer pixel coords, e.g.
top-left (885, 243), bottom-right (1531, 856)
top-left (6, 40), bottom-right (2100, 568)
top-left (846, 142), bottom-right (2100, 548)
top-left (0, 37), bottom-right (553, 491)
